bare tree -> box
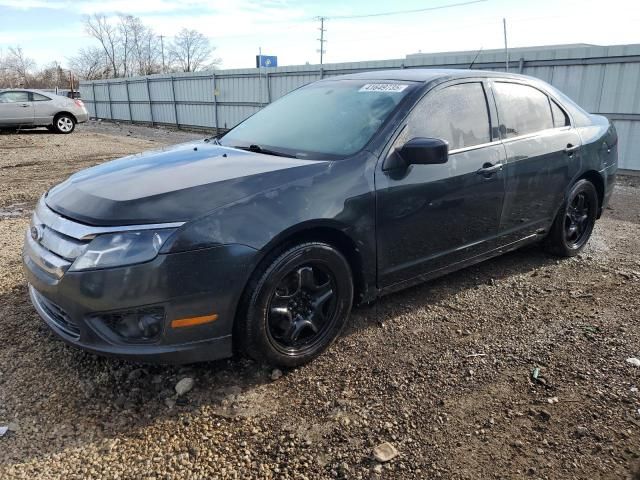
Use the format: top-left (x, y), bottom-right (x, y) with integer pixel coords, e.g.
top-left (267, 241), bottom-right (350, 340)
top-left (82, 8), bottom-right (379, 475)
top-left (118, 14), bottom-right (134, 77)
top-left (2, 19), bottom-right (221, 86)
top-left (0, 46), bottom-right (78, 89)
top-left (0, 46), bottom-right (36, 87)
top-left (125, 16), bottom-right (161, 76)
top-left (0, 49), bottom-right (8, 87)
top-left (85, 14), bottom-right (121, 77)
top-left (30, 62), bottom-right (60, 88)
top-left (68, 47), bottom-right (105, 80)
top-left (169, 29), bottom-right (217, 72)
top-left (80, 14), bottom-right (164, 78)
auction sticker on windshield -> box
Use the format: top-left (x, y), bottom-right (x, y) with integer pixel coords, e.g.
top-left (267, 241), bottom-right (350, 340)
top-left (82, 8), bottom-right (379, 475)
top-left (359, 84), bottom-right (409, 93)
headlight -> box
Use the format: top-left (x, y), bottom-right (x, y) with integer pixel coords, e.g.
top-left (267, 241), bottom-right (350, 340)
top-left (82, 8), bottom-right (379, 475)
top-left (69, 229), bottom-right (176, 272)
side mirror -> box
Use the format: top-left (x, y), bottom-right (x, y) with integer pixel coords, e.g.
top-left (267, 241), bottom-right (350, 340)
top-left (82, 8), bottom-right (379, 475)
top-left (384, 137), bottom-right (449, 170)
top-left (399, 137), bottom-right (448, 165)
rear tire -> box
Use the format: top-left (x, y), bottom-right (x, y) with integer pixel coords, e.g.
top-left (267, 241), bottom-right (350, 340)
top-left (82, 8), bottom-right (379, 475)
top-left (544, 179), bottom-right (598, 257)
top-left (52, 114), bottom-right (75, 134)
top-left (236, 242), bottom-right (353, 367)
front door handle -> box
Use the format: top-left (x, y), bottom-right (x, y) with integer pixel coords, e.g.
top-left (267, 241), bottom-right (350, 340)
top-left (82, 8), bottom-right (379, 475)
top-left (476, 162), bottom-right (503, 175)
top-left (564, 144), bottom-right (580, 155)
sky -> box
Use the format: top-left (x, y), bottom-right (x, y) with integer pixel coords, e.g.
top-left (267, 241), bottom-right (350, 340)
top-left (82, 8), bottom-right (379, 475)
top-left (0, 0), bottom-right (639, 71)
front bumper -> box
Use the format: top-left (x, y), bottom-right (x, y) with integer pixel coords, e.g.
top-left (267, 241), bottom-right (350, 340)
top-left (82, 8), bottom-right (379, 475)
top-left (23, 243), bottom-right (257, 364)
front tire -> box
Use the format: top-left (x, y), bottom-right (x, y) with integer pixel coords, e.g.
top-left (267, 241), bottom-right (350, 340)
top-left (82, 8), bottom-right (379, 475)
top-left (237, 242), bottom-right (353, 367)
top-left (52, 114), bottom-right (76, 134)
top-left (544, 179), bottom-right (598, 257)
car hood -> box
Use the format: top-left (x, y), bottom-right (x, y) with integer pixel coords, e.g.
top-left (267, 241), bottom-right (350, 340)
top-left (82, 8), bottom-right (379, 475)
top-left (45, 140), bottom-right (329, 226)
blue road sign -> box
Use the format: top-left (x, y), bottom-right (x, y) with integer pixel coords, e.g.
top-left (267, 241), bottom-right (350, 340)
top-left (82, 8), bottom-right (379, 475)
top-left (256, 55), bottom-right (277, 68)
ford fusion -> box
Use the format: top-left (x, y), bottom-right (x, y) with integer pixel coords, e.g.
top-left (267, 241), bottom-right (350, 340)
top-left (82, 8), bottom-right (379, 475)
top-left (23, 70), bottom-right (617, 366)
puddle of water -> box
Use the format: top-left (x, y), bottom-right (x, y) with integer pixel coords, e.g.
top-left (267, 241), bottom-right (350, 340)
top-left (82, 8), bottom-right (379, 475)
top-left (0, 202), bottom-right (32, 220)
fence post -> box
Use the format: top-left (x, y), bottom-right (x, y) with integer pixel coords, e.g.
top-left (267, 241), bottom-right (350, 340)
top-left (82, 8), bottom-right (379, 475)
top-left (124, 79), bottom-right (133, 123)
top-left (170, 76), bottom-right (179, 128)
top-left (145, 78), bottom-right (154, 126)
top-left (212, 73), bottom-right (219, 133)
top-left (518, 58), bottom-right (525, 73)
top-left (106, 82), bottom-right (113, 120)
top-left (266, 72), bottom-right (272, 104)
top-left (91, 83), bottom-right (97, 118)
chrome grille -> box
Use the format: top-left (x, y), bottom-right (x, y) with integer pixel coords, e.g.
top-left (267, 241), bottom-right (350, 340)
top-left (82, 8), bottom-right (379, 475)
top-left (31, 200), bottom-right (91, 261)
top-left (23, 234), bottom-right (71, 279)
top-left (37, 221), bottom-right (89, 260)
top-left (24, 199), bottom-right (92, 278)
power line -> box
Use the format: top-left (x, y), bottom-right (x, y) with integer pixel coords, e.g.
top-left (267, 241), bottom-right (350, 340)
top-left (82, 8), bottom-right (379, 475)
top-left (326, 0), bottom-right (487, 20)
top-left (314, 0), bottom-right (487, 65)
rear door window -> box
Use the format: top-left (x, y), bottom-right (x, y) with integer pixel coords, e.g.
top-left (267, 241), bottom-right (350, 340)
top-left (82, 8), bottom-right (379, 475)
top-left (406, 82), bottom-right (491, 150)
top-left (493, 82), bottom-right (553, 138)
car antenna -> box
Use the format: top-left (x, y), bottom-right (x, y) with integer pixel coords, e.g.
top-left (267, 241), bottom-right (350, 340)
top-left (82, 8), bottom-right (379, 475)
top-left (468, 46), bottom-right (483, 69)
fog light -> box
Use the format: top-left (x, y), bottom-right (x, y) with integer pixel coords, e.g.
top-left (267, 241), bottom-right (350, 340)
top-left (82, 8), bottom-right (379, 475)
top-left (92, 307), bottom-right (165, 343)
top-left (139, 313), bottom-right (163, 338)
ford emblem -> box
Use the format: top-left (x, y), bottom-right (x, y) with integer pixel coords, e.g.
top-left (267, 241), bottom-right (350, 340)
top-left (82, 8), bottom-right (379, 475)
top-left (30, 225), bottom-right (43, 242)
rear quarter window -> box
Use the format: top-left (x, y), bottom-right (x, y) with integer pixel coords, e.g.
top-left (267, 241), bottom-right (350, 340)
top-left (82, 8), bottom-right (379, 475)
top-left (32, 93), bottom-right (52, 102)
top-left (550, 99), bottom-right (570, 128)
top-left (493, 82), bottom-right (553, 138)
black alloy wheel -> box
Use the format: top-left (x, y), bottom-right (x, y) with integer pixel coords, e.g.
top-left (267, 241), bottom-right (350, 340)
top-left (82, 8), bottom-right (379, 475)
top-left (564, 191), bottom-right (592, 248)
top-left (267, 264), bottom-right (338, 354)
top-left (237, 242), bottom-right (353, 367)
top-left (545, 179), bottom-right (598, 257)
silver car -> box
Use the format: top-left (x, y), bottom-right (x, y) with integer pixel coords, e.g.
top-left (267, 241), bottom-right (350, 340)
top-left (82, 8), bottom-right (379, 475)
top-left (0, 89), bottom-right (89, 134)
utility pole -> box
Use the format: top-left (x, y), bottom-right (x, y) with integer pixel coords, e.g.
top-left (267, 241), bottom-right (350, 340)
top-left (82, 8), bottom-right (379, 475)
top-left (258, 47), bottom-right (263, 106)
top-left (316, 16), bottom-right (327, 65)
top-left (503, 18), bottom-right (509, 72)
top-left (160, 35), bottom-right (166, 73)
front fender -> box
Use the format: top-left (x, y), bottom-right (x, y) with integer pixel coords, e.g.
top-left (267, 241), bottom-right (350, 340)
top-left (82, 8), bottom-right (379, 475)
top-left (164, 151), bottom-right (377, 260)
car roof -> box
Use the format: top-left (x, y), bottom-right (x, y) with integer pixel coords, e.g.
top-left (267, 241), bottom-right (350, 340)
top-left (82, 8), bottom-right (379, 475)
top-left (0, 88), bottom-right (54, 95)
top-left (326, 68), bottom-right (532, 83)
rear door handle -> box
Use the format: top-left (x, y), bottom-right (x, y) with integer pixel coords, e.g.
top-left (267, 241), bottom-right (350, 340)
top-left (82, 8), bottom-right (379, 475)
top-left (20, 103), bottom-right (30, 108)
top-left (476, 162), bottom-right (503, 175)
top-left (564, 144), bottom-right (580, 155)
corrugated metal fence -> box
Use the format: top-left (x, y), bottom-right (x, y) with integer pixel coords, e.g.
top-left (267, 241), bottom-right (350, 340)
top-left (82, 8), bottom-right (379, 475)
top-left (80, 43), bottom-right (640, 171)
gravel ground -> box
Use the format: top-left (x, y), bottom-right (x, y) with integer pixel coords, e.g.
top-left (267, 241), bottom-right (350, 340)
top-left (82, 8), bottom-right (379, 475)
top-left (0, 125), bottom-right (639, 480)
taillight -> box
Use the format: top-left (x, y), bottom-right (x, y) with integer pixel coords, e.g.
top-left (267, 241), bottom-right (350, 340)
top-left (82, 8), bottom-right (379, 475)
top-left (74, 99), bottom-right (84, 108)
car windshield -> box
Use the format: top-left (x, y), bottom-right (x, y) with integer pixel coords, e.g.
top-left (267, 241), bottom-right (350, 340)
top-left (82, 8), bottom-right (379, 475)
top-left (220, 80), bottom-right (416, 159)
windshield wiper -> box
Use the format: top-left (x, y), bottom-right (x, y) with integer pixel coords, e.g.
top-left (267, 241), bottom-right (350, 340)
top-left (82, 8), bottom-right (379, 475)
top-left (233, 144), bottom-right (297, 158)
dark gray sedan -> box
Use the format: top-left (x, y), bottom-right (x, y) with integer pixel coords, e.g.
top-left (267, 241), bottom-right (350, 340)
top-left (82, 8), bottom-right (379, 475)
top-left (23, 69), bottom-right (617, 366)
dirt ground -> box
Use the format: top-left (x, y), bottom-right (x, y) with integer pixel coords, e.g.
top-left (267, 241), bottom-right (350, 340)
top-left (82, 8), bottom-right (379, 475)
top-left (0, 124), bottom-right (638, 480)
